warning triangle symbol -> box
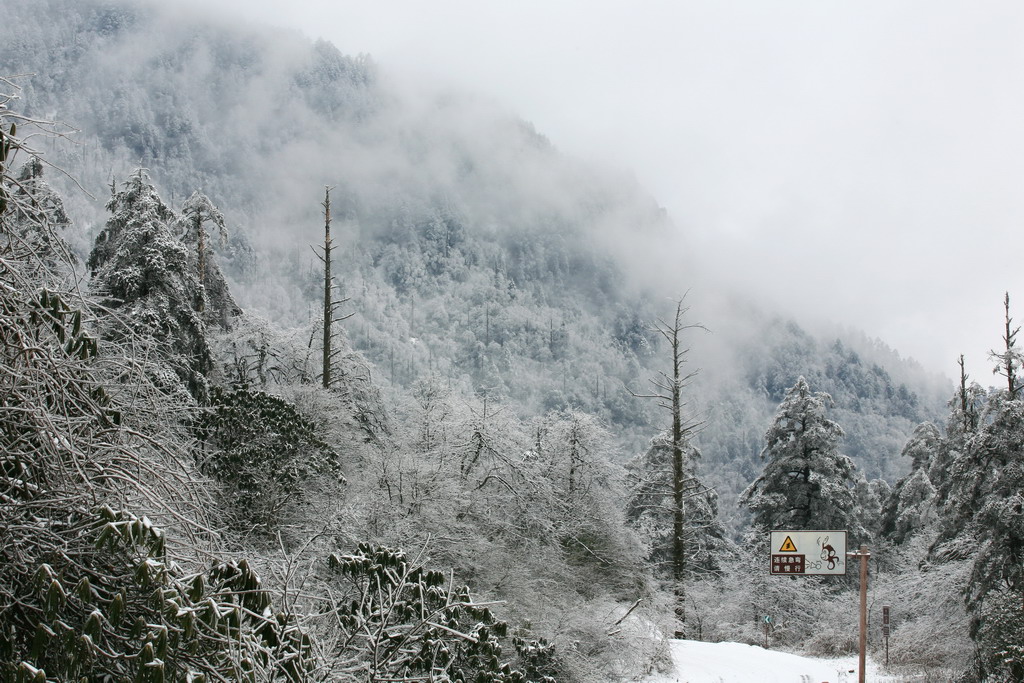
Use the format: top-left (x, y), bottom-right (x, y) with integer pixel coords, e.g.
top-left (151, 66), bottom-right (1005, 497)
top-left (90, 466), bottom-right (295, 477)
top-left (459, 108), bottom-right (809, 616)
top-left (779, 536), bottom-right (798, 552)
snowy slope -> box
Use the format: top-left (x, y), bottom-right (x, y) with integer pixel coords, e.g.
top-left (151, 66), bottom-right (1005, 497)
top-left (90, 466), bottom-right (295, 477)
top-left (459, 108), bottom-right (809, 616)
top-left (643, 640), bottom-right (899, 683)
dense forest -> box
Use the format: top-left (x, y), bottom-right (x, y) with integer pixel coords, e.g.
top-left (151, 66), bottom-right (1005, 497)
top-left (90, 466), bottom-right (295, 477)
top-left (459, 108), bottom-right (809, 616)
top-left (2, 1), bottom-right (1022, 681)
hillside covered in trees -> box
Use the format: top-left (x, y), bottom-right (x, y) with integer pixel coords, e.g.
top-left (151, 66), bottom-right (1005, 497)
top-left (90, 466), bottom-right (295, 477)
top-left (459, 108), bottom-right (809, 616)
top-left (2, 0), bottom-right (948, 494)
top-left (4, 0), bottom-right (1020, 681)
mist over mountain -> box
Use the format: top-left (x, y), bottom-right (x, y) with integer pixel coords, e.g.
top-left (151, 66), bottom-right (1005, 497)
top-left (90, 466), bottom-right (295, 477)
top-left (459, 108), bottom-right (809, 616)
top-left (3, 0), bottom-right (949, 517)
top-left (11, 1), bottom-right (1014, 680)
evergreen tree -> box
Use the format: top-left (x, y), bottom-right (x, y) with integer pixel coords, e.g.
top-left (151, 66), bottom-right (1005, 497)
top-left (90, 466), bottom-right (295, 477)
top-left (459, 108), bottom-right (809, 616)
top-left (990, 292), bottom-right (1023, 399)
top-left (741, 376), bottom-right (861, 536)
top-left (626, 436), bottom-right (727, 578)
top-left (936, 300), bottom-right (1024, 679)
top-left (177, 190), bottom-right (239, 328)
top-left (879, 422), bottom-right (941, 544)
top-left (196, 386), bottom-right (342, 534)
top-left (932, 365), bottom-right (986, 508)
top-left (88, 170), bottom-right (212, 399)
top-left (954, 354), bottom-right (981, 434)
top-left (944, 393), bottom-right (1024, 680)
top-left (7, 157), bottom-right (76, 275)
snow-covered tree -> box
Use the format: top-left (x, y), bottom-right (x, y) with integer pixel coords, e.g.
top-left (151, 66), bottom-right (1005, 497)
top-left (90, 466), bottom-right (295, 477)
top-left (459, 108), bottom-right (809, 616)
top-left (177, 189), bottom-right (239, 329)
top-left (945, 395), bottom-right (1024, 675)
top-left (925, 309), bottom-right (1024, 680)
top-left (884, 468), bottom-right (938, 544)
top-left (989, 292), bottom-right (1023, 399)
top-left (88, 170), bottom-right (213, 399)
top-left (741, 376), bottom-right (861, 536)
top-left (6, 157), bottom-right (77, 275)
top-left (196, 385), bottom-right (342, 535)
top-left (627, 297), bottom-right (706, 638)
top-left (539, 410), bottom-right (644, 594)
top-left (627, 436), bottom-right (728, 579)
top-left (879, 422), bottom-right (941, 544)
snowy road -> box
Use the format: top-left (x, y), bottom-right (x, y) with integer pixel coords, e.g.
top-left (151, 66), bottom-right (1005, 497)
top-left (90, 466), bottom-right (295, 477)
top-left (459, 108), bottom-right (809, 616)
top-left (642, 640), bottom-right (897, 683)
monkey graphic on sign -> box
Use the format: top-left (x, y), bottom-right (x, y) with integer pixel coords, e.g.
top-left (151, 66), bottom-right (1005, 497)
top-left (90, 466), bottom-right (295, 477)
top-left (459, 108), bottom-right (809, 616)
top-left (819, 536), bottom-right (839, 570)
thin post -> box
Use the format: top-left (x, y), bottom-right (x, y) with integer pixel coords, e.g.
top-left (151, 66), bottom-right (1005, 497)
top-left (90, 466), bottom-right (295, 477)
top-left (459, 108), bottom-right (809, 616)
top-left (883, 604), bottom-right (891, 668)
top-left (858, 544), bottom-right (869, 683)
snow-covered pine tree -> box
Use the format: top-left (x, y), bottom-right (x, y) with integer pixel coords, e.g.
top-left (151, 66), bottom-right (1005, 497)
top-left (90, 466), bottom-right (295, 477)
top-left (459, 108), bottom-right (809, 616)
top-left (741, 376), bottom-right (862, 537)
top-left (7, 157), bottom-right (77, 276)
top-left (626, 435), bottom-right (728, 579)
top-left (943, 392), bottom-right (1024, 679)
top-left (88, 170), bottom-right (213, 399)
top-left (990, 292), bottom-right (1023, 399)
top-left (879, 422), bottom-right (941, 544)
top-left (177, 189), bottom-right (240, 329)
top-left (929, 362), bottom-right (986, 509)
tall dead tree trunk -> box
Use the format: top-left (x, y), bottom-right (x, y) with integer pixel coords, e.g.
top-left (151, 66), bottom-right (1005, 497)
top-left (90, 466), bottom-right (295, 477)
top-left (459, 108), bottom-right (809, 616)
top-left (1001, 292), bottom-right (1019, 399)
top-left (312, 186), bottom-right (353, 390)
top-left (322, 187), bottom-right (332, 389)
top-left (957, 354), bottom-right (977, 433)
top-left (195, 210), bottom-right (206, 313)
top-left (630, 296), bottom-right (705, 639)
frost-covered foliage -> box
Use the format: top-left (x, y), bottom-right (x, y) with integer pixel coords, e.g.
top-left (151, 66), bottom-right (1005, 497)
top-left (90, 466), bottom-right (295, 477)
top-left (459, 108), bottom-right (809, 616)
top-left (196, 385), bottom-right (343, 535)
top-left (741, 377), bottom-right (862, 537)
top-left (0, 0), bottom-right (948, 513)
top-left (322, 544), bottom-right (558, 682)
top-left (687, 542), bottom-right (854, 654)
top-left (626, 436), bottom-right (730, 578)
top-left (871, 535), bottom-right (973, 678)
top-left (867, 300), bottom-right (1024, 681)
top-left (177, 189), bottom-right (240, 329)
top-left (331, 385), bottom-right (652, 680)
top-left (0, 103), bottom-right (309, 682)
top-left (89, 169), bottom-right (215, 399)
top-left (940, 394), bottom-right (1024, 680)
top-left (5, 157), bottom-right (77, 275)
top-left (973, 588), bottom-right (1024, 681)
top-left (2, 84), bottom-right (582, 683)
top-left (879, 422), bottom-right (941, 544)
top-left (0, 0), bottom-right (969, 673)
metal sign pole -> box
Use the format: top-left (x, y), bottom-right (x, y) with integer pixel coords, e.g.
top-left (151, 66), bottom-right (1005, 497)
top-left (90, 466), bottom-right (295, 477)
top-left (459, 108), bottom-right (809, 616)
top-left (846, 544), bottom-right (870, 683)
top-left (769, 533), bottom-right (863, 676)
top-left (859, 545), bottom-right (868, 683)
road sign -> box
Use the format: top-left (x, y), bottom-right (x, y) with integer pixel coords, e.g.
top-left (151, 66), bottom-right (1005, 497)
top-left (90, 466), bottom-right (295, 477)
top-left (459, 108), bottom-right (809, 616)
top-left (769, 530), bottom-right (847, 575)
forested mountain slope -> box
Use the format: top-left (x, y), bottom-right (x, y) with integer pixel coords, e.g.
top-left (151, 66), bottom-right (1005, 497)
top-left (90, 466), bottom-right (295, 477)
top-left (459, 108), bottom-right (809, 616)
top-left (3, 0), bottom-right (948, 511)
top-left (13, 1), bottom-right (1020, 681)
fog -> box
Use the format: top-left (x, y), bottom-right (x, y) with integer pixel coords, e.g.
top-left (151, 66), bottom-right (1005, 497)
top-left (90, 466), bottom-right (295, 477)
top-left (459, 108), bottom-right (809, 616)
top-left (177, 0), bottom-right (1024, 384)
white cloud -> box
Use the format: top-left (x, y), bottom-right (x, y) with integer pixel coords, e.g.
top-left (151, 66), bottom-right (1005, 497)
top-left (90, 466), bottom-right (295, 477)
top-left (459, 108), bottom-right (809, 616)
top-left (190, 0), bottom-right (1024, 383)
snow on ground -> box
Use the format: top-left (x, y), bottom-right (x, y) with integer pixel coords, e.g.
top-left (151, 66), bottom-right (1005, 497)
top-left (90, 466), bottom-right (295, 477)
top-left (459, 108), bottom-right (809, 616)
top-left (643, 640), bottom-right (903, 683)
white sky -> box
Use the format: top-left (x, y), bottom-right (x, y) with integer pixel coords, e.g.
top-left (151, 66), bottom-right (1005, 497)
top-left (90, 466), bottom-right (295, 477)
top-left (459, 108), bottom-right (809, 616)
top-left (196, 0), bottom-right (1024, 385)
